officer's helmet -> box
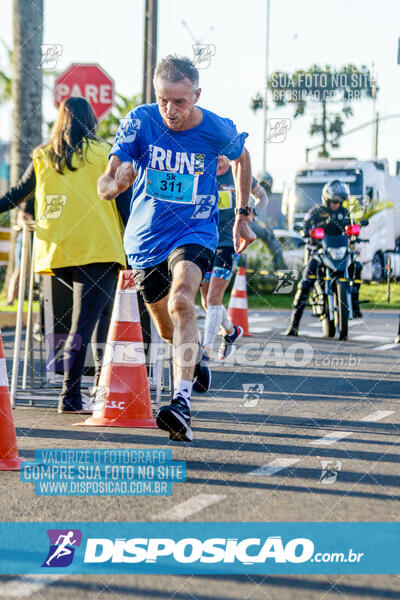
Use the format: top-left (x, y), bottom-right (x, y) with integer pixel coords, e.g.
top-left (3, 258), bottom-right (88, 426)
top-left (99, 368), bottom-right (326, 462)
top-left (259, 171), bottom-right (273, 193)
top-left (321, 180), bottom-right (349, 207)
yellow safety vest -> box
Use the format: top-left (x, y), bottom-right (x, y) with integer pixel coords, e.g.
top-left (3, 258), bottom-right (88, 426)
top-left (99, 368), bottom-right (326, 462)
top-left (32, 140), bottom-right (126, 274)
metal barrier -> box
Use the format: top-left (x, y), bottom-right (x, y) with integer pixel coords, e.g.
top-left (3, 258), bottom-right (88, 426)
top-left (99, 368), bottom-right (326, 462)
top-left (10, 223), bottom-right (173, 409)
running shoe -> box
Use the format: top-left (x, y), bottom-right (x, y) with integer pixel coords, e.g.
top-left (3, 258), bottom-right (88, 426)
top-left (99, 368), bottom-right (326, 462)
top-left (156, 394), bottom-right (193, 442)
top-left (193, 351), bottom-right (211, 393)
top-left (218, 325), bottom-right (243, 360)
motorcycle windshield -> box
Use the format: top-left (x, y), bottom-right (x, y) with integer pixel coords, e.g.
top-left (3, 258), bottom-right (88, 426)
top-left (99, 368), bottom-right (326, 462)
top-left (322, 235), bottom-right (348, 249)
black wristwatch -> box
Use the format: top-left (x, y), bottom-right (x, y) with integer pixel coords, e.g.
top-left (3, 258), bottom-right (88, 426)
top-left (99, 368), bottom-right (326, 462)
top-left (234, 206), bottom-right (250, 216)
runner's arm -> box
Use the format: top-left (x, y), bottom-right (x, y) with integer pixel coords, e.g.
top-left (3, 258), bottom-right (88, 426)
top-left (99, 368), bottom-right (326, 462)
top-left (231, 148), bottom-right (251, 211)
top-left (98, 155), bottom-right (136, 201)
top-left (251, 182), bottom-right (269, 215)
top-left (231, 148), bottom-right (256, 252)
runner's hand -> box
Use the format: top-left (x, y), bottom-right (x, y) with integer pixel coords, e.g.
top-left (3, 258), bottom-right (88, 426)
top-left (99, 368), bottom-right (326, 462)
top-left (115, 162), bottom-right (136, 191)
top-left (98, 161), bottom-right (136, 200)
top-left (17, 211), bottom-right (34, 228)
top-left (233, 216), bottom-right (256, 253)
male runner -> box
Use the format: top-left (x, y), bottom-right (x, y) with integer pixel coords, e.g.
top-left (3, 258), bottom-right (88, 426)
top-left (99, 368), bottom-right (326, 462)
top-left (201, 156), bottom-right (282, 360)
top-left (98, 55), bottom-right (255, 441)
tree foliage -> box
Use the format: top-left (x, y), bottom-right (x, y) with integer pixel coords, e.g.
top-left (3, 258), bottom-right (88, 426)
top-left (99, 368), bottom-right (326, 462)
top-left (97, 92), bottom-right (141, 141)
top-left (0, 39), bottom-right (12, 102)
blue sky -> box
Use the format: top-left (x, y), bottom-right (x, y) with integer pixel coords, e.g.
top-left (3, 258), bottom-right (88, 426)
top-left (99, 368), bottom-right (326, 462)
top-left (1, 0), bottom-right (400, 189)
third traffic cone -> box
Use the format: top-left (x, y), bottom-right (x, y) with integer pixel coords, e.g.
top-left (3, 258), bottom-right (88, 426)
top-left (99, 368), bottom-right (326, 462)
top-left (227, 266), bottom-right (252, 337)
top-left (77, 271), bottom-right (156, 428)
top-left (0, 332), bottom-right (22, 470)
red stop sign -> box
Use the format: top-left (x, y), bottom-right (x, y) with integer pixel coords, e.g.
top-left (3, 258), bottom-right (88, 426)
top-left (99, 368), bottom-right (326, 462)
top-left (54, 63), bottom-right (114, 120)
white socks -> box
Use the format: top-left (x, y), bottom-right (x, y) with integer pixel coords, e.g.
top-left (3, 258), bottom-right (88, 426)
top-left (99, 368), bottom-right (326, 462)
top-left (203, 305), bottom-right (223, 349)
top-left (174, 379), bottom-right (193, 408)
top-left (221, 305), bottom-right (233, 335)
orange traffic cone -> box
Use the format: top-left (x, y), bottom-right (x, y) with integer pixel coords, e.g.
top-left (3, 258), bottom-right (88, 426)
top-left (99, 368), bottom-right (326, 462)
top-left (77, 271), bottom-right (157, 428)
top-left (227, 266), bottom-right (252, 337)
top-left (0, 333), bottom-right (23, 470)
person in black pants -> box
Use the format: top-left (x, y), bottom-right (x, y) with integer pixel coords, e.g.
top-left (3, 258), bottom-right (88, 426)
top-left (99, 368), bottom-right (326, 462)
top-left (0, 97), bottom-right (129, 413)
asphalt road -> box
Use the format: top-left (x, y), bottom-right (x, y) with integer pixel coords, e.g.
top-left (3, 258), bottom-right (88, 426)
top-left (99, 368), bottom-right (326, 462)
top-left (0, 309), bottom-right (399, 599)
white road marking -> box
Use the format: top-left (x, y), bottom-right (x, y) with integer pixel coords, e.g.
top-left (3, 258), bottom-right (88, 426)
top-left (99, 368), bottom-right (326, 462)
top-left (308, 320), bottom-right (363, 329)
top-left (311, 431), bottom-right (353, 445)
top-left (250, 326), bottom-right (271, 333)
top-left (306, 319), bottom-right (365, 328)
top-left (362, 411), bottom-right (394, 422)
top-left (348, 320), bottom-right (364, 327)
top-left (249, 316), bottom-right (274, 323)
top-left (374, 343), bottom-right (399, 351)
top-left (153, 493), bottom-right (226, 521)
top-left (352, 335), bottom-right (392, 343)
top-left (248, 458), bottom-right (300, 476)
top-left (300, 331), bottom-right (324, 338)
top-left (0, 576), bottom-right (64, 597)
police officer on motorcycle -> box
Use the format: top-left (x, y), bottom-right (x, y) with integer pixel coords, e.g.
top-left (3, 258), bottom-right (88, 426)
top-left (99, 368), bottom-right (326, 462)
top-left (285, 180), bottom-right (363, 336)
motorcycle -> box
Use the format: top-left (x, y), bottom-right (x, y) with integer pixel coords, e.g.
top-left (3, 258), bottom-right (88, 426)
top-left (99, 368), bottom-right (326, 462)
top-left (305, 220), bottom-right (368, 340)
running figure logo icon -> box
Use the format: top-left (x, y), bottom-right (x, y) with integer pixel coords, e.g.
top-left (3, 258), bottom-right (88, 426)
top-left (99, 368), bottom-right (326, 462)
top-left (240, 383), bottom-right (264, 408)
top-left (41, 195), bottom-right (67, 219)
top-left (273, 270), bottom-right (298, 294)
top-left (319, 460), bottom-right (342, 485)
top-left (192, 44), bottom-right (216, 69)
top-left (39, 44), bottom-right (63, 69)
top-left (267, 118), bottom-right (291, 143)
top-left (191, 195), bottom-right (216, 219)
top-left (42, 529), bottom-right (82, 568)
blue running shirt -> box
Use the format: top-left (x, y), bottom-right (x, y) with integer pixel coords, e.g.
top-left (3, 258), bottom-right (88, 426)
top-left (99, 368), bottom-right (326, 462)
top-left (110, 103), bottom-right (248, 268)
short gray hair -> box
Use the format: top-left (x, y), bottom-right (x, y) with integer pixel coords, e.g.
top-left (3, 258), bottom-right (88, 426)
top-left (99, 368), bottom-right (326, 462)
top-left (153, 55), bottom-right (199, 88)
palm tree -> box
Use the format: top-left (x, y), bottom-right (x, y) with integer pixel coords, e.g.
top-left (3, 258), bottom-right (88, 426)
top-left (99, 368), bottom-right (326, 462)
top-left (11, 0), bottom-right (43, 182)
top-left (4, 0), bottom-right (43, 291)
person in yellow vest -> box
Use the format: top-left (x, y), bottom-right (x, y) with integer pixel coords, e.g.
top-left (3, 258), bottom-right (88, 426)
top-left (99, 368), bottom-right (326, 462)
top-left (0, 97), bottom-right (127, 413)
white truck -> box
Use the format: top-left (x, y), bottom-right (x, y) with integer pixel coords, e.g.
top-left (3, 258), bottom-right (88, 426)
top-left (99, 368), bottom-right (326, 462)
top-left (282, 158), bottom-right (400, 280)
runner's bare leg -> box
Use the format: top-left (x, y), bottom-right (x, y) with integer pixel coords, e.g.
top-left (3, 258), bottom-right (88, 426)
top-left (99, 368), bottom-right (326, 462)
top-left (168, 260), bottom-right (202, 382)
top-left (144, 261), bottom-right (201, 381)
top-left (145, 295), bottom-right (174, 344)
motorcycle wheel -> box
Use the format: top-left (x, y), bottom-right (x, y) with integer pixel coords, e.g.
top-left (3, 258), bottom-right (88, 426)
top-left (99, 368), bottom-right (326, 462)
top-left (322, 296), bottom-right (335, 337)
top-left (335, 281), bottom-right (349, 341)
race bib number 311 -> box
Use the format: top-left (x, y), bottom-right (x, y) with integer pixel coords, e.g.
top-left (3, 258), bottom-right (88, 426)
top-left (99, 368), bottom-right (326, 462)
top-left (145, 168), bottom-right (198, 204)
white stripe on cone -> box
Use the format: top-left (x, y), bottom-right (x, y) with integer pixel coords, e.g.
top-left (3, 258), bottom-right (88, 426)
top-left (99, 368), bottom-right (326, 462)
top-left (0, 358), bottom-right (8, 387)
top-left (229, 296), bottom-right (248, 309)
top-left (102, 341), bottom-right (146, 368)
top-left (234, 275), bottom-right (247, 292)
top-left (111, 290), bottom-right (140, 323)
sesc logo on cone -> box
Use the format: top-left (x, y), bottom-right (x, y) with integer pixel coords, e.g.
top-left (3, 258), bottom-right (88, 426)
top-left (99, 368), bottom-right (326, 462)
top-left (83, 536), bottom-right (314, 565)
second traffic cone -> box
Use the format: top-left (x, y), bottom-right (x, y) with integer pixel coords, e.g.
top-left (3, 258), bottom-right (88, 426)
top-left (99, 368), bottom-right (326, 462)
top-left (0, 332), bottom-right (23, 470)
top-left (227, 266), bottom-right (252, 337)
top-left (77, 271), bottom-right (156, 428)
